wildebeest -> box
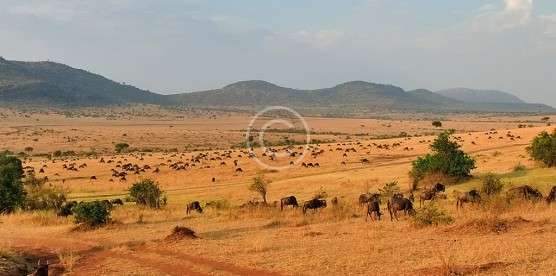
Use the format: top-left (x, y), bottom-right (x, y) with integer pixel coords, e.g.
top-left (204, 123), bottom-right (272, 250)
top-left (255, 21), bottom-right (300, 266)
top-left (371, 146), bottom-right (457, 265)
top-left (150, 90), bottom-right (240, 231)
top-left (456, 189), bottom-right (481, 210)
top-left (110, 198), bottom-right (124, 206)
top-left (506, 185), bottom-right (543, 202)
top-left (546, 186), bottom-right (556, 204)
top-left (387, 194), bottom-right (415, 221)
top-left (186, 201), bottom-right (203, 214)
top-left (280, 196), bottom-right (299, 211)
top-left (302, 199), bottom-right (327, 214)
top-left (359, 193), bottom-right (380, 205)
top-left (57, 201), bottom-right (77, 217)
top-left (365, 198), bottom-right (382, 222)
top-left (419, 183), bottom-right (445, 207)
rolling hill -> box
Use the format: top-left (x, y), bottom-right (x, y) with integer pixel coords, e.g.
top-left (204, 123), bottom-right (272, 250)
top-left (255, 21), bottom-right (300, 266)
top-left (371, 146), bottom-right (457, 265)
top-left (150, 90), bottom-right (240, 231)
top-left (0, 57), bottom-right (164, 106)
top-left (0, 58), bottom-right (553, 113)
top-left (437, 88), bottom-right (525, 104)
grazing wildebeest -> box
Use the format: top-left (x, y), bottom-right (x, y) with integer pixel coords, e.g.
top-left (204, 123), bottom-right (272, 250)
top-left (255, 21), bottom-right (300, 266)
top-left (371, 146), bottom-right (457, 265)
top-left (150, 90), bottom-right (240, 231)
top-left (456, 190), bottom-right (481, 210)
top-left (546, 186), bottom-right (556, 204)
top-left (302, 199), bottom-right (327, 214)
top-left (387, 194), bottom-right (415, 221)
top-left (186, 201), bottom-right (203, 214)
top-left (235, 168), bottom-right (244, 173)
top-left (31, 260), bottom-right (49, 276)
top-left (365, 198), bottom-right (382, 222)
top-left (280, 196), bottom-right (299, 211)
top-left (419, 183), bottom-right (445, 207)
top-left (359, 193), bottom-right (380, 205)
top-left (506, 185), bottom-right (543, 202)
top-left (110, 198), bottom-right (124, 206)
top-left (90, 176), bottom-right (97, 180)
top-left (212, 177), bottom-right (216, 182)
top-left (57, 201), bottom-right (77, 217)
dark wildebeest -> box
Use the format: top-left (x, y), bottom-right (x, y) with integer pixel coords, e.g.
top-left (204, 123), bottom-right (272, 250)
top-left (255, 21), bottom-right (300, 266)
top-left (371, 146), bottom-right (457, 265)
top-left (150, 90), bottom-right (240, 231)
top-left (101, 200), bottom-right (114, 210)
top-left (57, 201), bottom-right (77, 217)
top-left (235, 168), bottom-right (244, 173)
top-left (387, 194), bottom-right (415, 221)
top-left (546, 186), bottom-right (556, 204)
top-left (365, 198), bottom-right (382, 222)
top-left (506, 185), bottom-right (543, 202)
top-left (32, 260), bottom-right (49, 276)
top-left (302, 199), bottom-right (327, 214)
top-left (456, 190), bottom-right (481, 210)
top-left (186, 201), bottom-right (203, 214)
top-left (419, 183), bottom-right (445, 207)
top-left (280, 196), bottom-right (299, 211)
top-left (110, 198), bottom-right (124, 206)
top-left (359, 193), bottom-right (380, 206)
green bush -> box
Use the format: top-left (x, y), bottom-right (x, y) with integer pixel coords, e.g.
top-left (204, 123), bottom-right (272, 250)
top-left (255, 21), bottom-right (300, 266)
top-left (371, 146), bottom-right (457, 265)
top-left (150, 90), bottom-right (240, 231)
top-left (527, 130), bottom-right (556, 167)
top-left (128, 179), bottom-right (166, 208)
top-left (432, 120), bottom-right (443, 128)
top-left (481, 173), bottom-right (504, 196)
top-left (114, 143), bottom-right (130, 154)
top-left (72, 201), bottom-right (111, 227)
top-left (410, 131), bottom-right (476, 186)
top-left (0, 154), bottom-right (25, 214)
top-left (412, 203), bottom-right (454, 227)
top-left (23, 174), bottom-right (67, 211)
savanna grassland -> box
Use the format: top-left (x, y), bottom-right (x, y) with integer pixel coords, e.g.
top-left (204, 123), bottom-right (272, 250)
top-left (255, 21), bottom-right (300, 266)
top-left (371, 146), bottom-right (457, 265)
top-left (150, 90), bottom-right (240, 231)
top-left (2, 108), bottom-right (556, 276)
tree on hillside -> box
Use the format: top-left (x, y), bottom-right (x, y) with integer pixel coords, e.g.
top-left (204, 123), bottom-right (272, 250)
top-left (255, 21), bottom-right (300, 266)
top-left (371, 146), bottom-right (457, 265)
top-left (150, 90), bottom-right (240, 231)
top-left (410, 131), bottom-right (476, 187)
top-left (114, 142), bottom-right (130, 153)
top-left (0, 153), bottom-right (25, 214)
top-left (527, 130), bottom-right (556, 167)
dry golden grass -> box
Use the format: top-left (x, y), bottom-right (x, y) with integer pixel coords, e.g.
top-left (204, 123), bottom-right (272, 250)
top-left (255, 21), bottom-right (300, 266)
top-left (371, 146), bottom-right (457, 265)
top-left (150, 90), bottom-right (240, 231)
top-left (1, 111), bottom-right (556, 275)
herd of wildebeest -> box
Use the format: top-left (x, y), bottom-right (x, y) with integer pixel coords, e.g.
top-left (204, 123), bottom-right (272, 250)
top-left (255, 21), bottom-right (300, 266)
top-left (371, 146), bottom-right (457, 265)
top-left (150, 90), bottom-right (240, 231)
top-left (21, 129), bottom-right (556, 223)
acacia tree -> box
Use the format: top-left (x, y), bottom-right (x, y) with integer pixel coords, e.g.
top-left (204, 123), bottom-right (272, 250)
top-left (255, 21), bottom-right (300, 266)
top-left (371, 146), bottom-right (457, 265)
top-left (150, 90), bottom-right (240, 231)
top-left (249, 174), bottom-right (270, 204)
top-left (410, 131), bottom-right (476, 186)
top-left (0, 153), bottom-right (25, 214)
top-left (527, 130), bottom-right (556, 167)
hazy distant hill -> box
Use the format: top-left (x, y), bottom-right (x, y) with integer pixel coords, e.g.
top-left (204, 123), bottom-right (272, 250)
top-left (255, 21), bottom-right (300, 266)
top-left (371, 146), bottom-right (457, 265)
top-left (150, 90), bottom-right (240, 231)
top-left (437, 88), bottom-right (525, 104)
top-left (0, 57), bottom-right (163, 106)
top-left (0, 58), bottom-right (552, 113)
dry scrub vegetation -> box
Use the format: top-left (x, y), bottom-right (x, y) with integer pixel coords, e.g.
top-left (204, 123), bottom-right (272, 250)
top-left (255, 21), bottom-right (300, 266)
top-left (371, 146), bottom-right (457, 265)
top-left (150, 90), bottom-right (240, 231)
top-left (1, 111), bottom-right (556, 275)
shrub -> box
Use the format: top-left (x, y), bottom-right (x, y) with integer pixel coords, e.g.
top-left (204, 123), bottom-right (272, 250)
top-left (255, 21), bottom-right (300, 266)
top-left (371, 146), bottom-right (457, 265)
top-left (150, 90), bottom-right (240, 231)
top-left (481, 173), bottom-right (504, 196)
top-left (23, 174), bottom-right (67, 211)
top-left (128, 179), bottom-right (166, 208)
top-left (432, 121), bottom-right (443, 128)
top-left (114, 143), bottom-right (130, 154)
top-left (72, 201), bottom-right (111, 227)
top-left (412, 203), bottom-right (454, 227)
top-left (313, 186), bottom-right (328, 200)
top-left (248, 174), bottom-right (270, 204)
top-left (0, 153), bottom-right (25, 214)
top-left (527, 130), bottom-right (556, 167)
top-left (410, 131), bottom-right (476, 186)
top-left (379, 181), bottom-right (400, 198)
top-left (513, 163), bottom-right (527, 172)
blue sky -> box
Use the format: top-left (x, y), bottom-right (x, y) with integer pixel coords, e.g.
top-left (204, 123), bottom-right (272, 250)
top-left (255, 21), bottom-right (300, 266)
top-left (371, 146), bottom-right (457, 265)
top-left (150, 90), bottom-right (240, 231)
top-left (1, 0), bottom-right (555, 104)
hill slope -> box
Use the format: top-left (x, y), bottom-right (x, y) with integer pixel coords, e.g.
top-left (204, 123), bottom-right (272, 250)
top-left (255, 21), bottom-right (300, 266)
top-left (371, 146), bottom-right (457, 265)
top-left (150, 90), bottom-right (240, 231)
top-left (0, 57), bottom-right (163, 106)
top-left (0, 58), bottom-right (552, 113)
top-left (437, 88), bottom-right (525, 104)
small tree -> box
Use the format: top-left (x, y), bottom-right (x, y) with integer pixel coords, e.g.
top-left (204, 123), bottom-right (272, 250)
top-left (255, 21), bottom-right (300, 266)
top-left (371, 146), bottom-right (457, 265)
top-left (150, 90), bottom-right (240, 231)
top-left (481, 173), bottom-right (504, 196)
top-left (379, 181), bottom-right (401, 198)
top-left (114, 143), bottom-right (130, 154)
top-left (128, 179), bottom-right (166, 208)
top-left (24, 147), bottom-right (34, 153)
top-left (249, 174), bottom-right (270, 204)
top-left (0, 153), bottom-right (25, 214)
top-left (23, 173), bottom-right (67, 211)
top-left (73, 201), bottom-right (111, 227)
top-left (527, 130), bottom-right (556, 167)
top-left (410, 131), bottom-right (476, 186)
top-left (432, 121), bottom-right (443, 128)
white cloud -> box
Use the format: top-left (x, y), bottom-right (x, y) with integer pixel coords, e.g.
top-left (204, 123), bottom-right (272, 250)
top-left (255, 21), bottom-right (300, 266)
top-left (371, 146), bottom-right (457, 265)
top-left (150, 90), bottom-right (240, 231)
top-left (291, 29), bottom-right (345, 48)
top-left (472, 0), bottom-right (533, 32)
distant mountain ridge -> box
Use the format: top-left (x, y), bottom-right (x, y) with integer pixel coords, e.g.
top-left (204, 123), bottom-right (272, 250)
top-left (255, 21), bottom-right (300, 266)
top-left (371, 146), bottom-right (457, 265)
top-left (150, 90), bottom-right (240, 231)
top-left (436, 88), bottom-right (525, 104)
top-left (0, 58), bottom-right (552, 113)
